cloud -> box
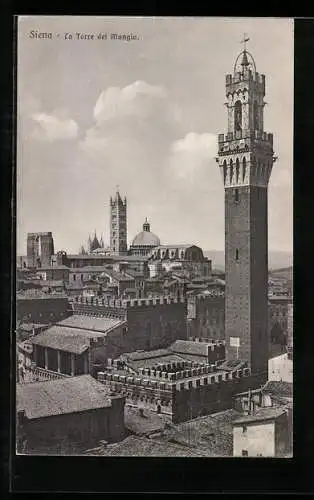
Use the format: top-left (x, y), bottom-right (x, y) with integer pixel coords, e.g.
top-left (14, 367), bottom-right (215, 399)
top-left (168, 132), bottom-right (218, 182)
top-left (79, 80), bottom-right (183, 198)
top-left (93, 80), bottom-right (167, 122)
top-left (31, 109), bottom-right (79, 142)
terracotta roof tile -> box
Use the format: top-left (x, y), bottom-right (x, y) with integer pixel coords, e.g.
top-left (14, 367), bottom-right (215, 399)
top-left (233, 407), bottom-right (287, 425)
top-left (30, 326), bottom-right (103, 354)
top-left (17, 375), bottom-right (113, 419)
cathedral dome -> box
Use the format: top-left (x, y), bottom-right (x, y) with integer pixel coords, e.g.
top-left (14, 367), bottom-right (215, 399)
top-left (131, 218), bottom-right (160, 248)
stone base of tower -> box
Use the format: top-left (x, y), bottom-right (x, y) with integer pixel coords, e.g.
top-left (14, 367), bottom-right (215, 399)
top-left (226, 342), bottom-right (268, 384)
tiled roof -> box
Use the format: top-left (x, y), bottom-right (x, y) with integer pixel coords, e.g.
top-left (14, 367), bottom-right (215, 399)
top-left (31, 325), bottom-right (106, 354)
top-left (233, 407), bottom-right (287, 425)
top-left (186, 284), bottom-right (208, 290)
top-left (262, 381), bottom-right (293, 398)
top-left (162, 409), bottom-right (240, 456)
top-left (67, 254), bottom-right (108, 260)
top-left (218, 359), bottom-right (246, 372)
top-left (36, 265), bottom-right (69, 270)
top-left (69, 266), bottom-right (109, 273)
top-left (123, 269), bottom-right (144, 278)
top-left (57, 315), bottom-right (124, 333)
top-left (41, 280), bottom-right (65, 287)
top-left (17, 375), bottom-right (113, 419)
top-left (67, 254), bottom-right (148, 262)
top-left (128, 354), bottom-right (186, 370)
top-left (124, 406), bottom-right (170, 436)
top-left (169, 340), bottom-right (210, 357)
top-left (122, 349), bottom-right (171, 361)
top-left (103, 269), bottom-right (135, 282)
top-left (18, 323), bottom-right (48, 331)
top-left (17, 293), bottom-right (69, 300)
top-left (172, 353), bottom-right (211, 364)
top-left (85, 435), bottom-right (207, 457)
top-left (66, 282), bottom-right (84, 290)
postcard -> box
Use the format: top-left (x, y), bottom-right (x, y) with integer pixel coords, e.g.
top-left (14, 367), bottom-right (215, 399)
top-left (16, 16), bottom-right (293, 458)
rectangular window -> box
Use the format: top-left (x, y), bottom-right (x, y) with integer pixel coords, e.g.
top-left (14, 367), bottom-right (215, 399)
top-left (235, 248), bottom-right (239, 261)
top-left (235, 188), bottom-right (239, 202)
top-left (242, 450), bottom-right (248, 456)
top-left (73, 274), bottom-right (76, 281)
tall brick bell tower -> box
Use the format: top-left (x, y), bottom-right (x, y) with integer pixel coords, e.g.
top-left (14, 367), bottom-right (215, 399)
top-left (217, 38), bottom-right (276, 377)
top-left (110, 188), bottom-right (128, 256)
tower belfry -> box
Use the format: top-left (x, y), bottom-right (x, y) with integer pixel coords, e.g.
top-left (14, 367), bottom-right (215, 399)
top-left (217, 40), bottom-right (276, 376)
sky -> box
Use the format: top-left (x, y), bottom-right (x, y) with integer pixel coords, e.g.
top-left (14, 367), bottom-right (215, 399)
top-left (17, 16), bottom-right (294, 255)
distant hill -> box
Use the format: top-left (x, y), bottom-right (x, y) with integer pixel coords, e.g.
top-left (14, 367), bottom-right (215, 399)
top-left (269, 267), bottom-right (293, 281)
top-left (204, 250), bottom-right (293, 271)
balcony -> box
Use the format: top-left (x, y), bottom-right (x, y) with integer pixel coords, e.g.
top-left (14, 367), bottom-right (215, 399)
top-left (218, 130), bottom-right (273, 144)
top-left (20, 365), bottom-right (70, 383)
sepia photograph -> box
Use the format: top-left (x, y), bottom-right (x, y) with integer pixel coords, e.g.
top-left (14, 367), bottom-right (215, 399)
top-left (16, 16), bottom-right (293, 458)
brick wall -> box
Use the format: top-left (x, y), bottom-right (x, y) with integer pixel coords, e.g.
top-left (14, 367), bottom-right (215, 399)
top-left (97, 367), bottom-right (265, 424)
top-left (225, 186), bottom-right (268, 375)
top-left (18, 396), bottom-right (125, 453)
top-left (17, 297), bottom-right (72, 324)
top-left (187, 295), bottom-right (225, 340)
top-left (126, 301), bottom-right (187, 352)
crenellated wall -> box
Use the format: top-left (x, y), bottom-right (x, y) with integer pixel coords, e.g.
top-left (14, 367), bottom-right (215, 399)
top-left (70, 295), bottom-right (186, 309)
top-left (69, 294), bottom-right (187, 358)
top-left (96, 364), bottom-right (262, 423)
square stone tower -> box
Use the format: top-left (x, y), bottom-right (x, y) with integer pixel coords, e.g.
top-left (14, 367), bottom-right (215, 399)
top-left (27, 232), bottom-right (54, 268)
top-left (110, 190), bottom-right (128, 255)
top-left (217, 43), bottom-right (276, 377)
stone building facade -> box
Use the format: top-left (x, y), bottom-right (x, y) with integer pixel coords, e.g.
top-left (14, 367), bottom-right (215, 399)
top-left (55, 251), bottom-right (149, 277)
top-left (97, 361), bottom-right (265, 424)
top-left (149, 245), bottom-right (211, 279)
top-left (27, 232), bottom-right (55, 268)
top-left (70, 295), bottom-right (188, 353)
top-left (187, 292), bottom-right (225, 341)
top-left (24, 296), bottom-right (188, 381)
top-left (233, 406), bottom-right (292, 457)
top-left (217, 47), bottom-right (276, 376)
top-left (17, 297), bottom-right (72, 325)
top-left (268, 296), bottom-right (292, 346)
top-left (17, 375), bottom-right (125, 454)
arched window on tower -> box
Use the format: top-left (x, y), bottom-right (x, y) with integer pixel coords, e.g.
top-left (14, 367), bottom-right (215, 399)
top-left (223, 160), bottom-right (227, 184)
top-left (230, 159), bottom-right (233, 183)
top-left (257, 159), bottom-right (261, 179)
top-left (242, 157), bottom-right (246, 182)
top-left (234, 100), bottom-right (242, 133)
top-left (236, 158), bottom-right (240, 183)
top-left (253, 100), bottom-right (259, 130)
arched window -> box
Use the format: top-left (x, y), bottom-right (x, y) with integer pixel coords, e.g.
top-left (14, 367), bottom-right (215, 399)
top-left (234, 100), bottom-right (242, 132)
top-left (236, 158), bottom-right (240, 183)
top-left (242, 157), bottom-right (246, 182)
top-left (253, 100), bottom-right (259, 130)
top-left (223, 160), bottom-right (227, 183)
top-left (257, 159), bottom-right (261, 178)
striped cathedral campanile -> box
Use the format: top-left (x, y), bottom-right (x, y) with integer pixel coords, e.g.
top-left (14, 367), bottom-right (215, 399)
top-left (217, 38), bottom-right (276, 376)
top-left (110, 189), bottom-right (128, 255)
